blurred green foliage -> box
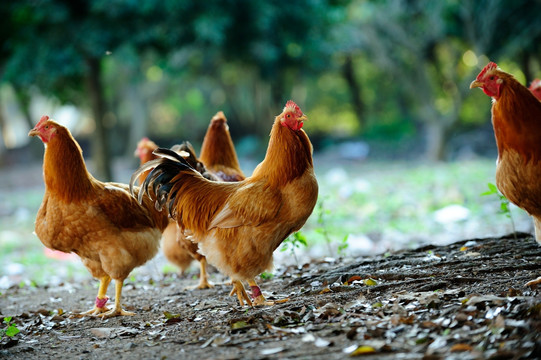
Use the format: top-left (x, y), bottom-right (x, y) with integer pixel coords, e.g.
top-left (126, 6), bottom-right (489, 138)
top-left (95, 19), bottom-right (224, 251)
top-left (1, 0), bottom-right (541, 175)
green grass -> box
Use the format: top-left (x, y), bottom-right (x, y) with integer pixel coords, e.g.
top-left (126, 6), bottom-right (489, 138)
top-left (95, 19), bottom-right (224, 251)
top-left (0, 159), bottom-right (530, 286)
top-left (297, 159), bottom-right (529, 255)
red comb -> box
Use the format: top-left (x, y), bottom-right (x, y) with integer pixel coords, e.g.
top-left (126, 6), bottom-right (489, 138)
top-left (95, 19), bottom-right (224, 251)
top-left (529, 79), bottom-right (541, 90)
top-left (285, 100), bottom-right (303, 117)
top-left (37, 115), bottom-right (49, 126)
top-left (477, 62), bottom-right (498, 80)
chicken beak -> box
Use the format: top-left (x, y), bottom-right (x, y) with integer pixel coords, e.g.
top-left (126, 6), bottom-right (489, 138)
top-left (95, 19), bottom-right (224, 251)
top-left (28, 127), bottom-right (39, 137)
top-left (470, 80), bottom-right (483, 89)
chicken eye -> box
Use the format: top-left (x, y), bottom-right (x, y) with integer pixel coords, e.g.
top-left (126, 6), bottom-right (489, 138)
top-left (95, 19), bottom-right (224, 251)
top-left (489, 76), bottom-right (494, 80)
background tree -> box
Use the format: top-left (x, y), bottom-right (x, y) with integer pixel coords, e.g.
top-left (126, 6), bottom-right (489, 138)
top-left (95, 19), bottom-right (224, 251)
top-left (2, 0), bottom-right (541, 166)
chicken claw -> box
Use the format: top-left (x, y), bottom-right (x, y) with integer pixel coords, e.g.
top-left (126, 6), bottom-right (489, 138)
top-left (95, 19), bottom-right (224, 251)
top-left (98, 307), bottom-right (135, 318)
top-left (248, 280), bottom-right (289, 306)
top-left (97, 280), bottom-right (135, 318)
top-left (78, 278), bottom-right (135, 318)
top-left (76, 276), bottom-right (112, 317)
top-left (185, 258), bottom-right (214, 290)
top-left (230, 280), bottom-right (252, 306)
top-left (185, 279), bottom-right (214, 290)
top-left (78, 298), bottom-right (110, 317)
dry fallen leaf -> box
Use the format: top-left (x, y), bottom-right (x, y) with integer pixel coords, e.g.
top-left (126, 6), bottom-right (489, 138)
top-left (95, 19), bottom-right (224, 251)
top-left (364, 279), bottom-right (378, 286)
top-left (266, 324), bottom-right (306, 334)
top-left (319, 287), bottom-right (331, 294)
top-left (450, 343), bottom-right (474, 352)
top-left (260, 347), bottom-right (284, 355)
top-left (231, 320), bottom-right (249, 330)
top-left (90, 328), bottom-right (113, 338)
top-left (349, 345), bottom-right (376, 356)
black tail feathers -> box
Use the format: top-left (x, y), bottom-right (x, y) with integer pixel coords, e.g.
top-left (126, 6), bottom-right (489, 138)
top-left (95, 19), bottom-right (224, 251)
top-left (129, 147), bottom-right (195, 210)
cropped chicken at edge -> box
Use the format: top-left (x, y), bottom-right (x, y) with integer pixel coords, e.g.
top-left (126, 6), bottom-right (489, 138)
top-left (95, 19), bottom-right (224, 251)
top-left (470, 62), bottom-right (541, 287)
top-left (29, 116), bottom-right (169, 317)
top-left (529, 79), bottom-right (541, 101)
top-left (131, 101), bottom-right (318, 306)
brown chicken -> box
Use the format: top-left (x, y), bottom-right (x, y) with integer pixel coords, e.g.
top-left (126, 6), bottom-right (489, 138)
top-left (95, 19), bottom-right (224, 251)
top-left (135, 138), bottom-right (214, 288)
top-left (131, 101), bottom-right (318, 306)
top-left (135, 137), bottom-right (161, 186)
top-left (29, 116), bottom-right (169, 317)
top-left (470, 62), bottom-right (541, 287)
top-left (199, 111), bottom-right (246, 182)
top-left (135, 112), bottom-right (244, 288)
top-left (529, 78), bottom-right (541, 101)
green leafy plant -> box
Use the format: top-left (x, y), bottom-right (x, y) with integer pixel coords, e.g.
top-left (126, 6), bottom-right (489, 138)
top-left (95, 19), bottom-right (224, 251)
top-left (315, 198), bottom-right (350, 257)
top-left (281, 231), bottom-right (308, 266)
top-left (1, 317), bottom-right (20, 340)
top-left (260, 272), bottom-right (274, 280)
top-left (315, 199), bottom-right (333, 254)
top-left (481, 183), bottom-right (517, 239)
top-left (337, 234), bottom-right (349, 256)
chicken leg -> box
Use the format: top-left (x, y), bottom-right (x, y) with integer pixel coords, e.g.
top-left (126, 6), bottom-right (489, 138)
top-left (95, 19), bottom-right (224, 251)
top-left (229, 280), bottom-right (252, 306)
top-left (80, 275), bottom-right (111, 316)
top-left (185, 258), bottom-right (214, 290)
top-left (248, 279), bottom-right (289, 306)
top-left (229, 279), bottom-right (288, 307)
top-left (248, 280), bottom-right (289, 306)
top-left (99, 280), bottom-right (135, 318)
top-left (247, 279), bottom-right (273, 306)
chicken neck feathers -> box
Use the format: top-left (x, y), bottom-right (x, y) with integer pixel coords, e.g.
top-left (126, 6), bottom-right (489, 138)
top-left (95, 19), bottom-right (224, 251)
top-left (492, 72), bottom-right (541, 163)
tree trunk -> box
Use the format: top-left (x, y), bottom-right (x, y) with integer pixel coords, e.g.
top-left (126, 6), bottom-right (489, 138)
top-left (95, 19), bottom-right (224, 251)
top-left (424, 121), bottom-right (448, 162)
top-left (85, 56), bottom-right (112, 181)
top-left (342, 54), bottom-right (364, 130)
top-left (125, 84), bottom-right (148, 158)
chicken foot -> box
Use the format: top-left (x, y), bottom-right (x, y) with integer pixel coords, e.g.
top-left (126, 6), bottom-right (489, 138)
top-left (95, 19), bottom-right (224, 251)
top-left (79, 275), bottom-right (112, 316)
top-left (185, 258), bottom-right (214, 290)
top-left (248, 279), bottom-right (289, 306)
top-left (229, 280), bottom-right (252, 306)
top-left (98, 280), bottom-right (135, 318)
top-left (228, 279), bottom-right (289, 307)
top-left (78, 277), bottom-right (134, 318)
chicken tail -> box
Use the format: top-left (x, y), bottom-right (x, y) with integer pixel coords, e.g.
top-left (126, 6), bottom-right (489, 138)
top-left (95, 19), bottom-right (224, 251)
top-left (129, 147), bottom-right (196, 212)
top-left (171, 141), bottom-right (199, 168)
top-left (171, 142), bottom-right (218, 181)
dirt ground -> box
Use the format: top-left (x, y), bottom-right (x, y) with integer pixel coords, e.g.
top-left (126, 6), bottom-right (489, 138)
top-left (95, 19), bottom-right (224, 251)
top-left (1, 232), bottom-right (540, 359)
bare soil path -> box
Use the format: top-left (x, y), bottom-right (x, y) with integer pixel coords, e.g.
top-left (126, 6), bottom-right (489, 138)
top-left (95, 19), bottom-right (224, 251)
top-left (1, 233), bottom-right (540, 359)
